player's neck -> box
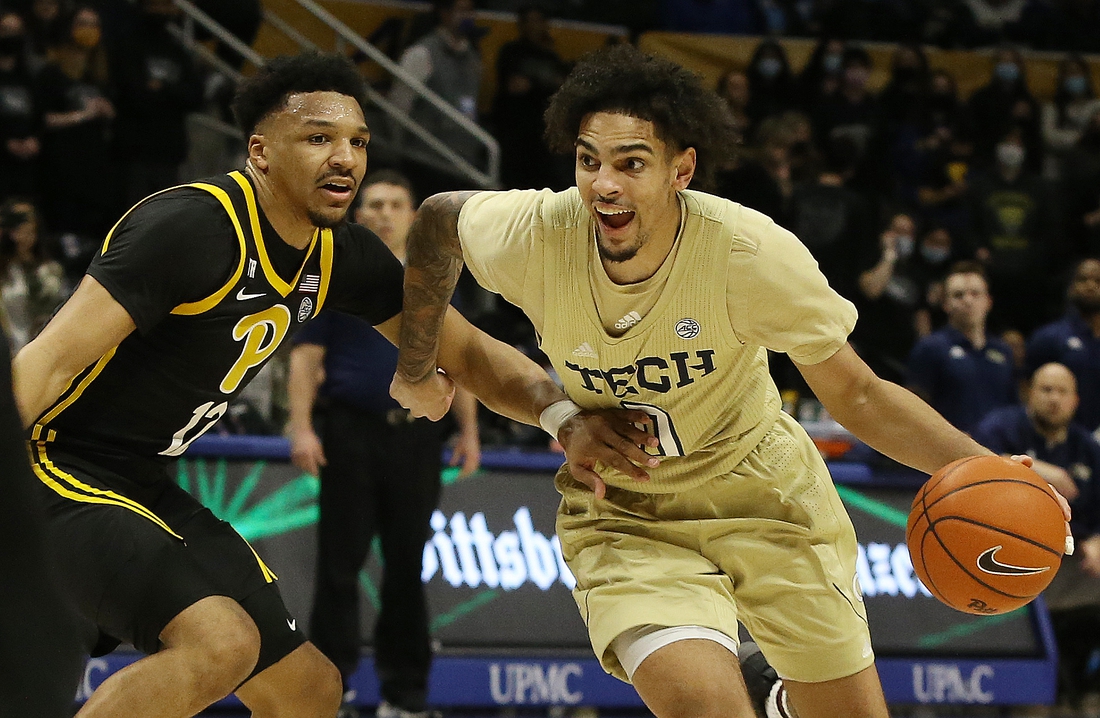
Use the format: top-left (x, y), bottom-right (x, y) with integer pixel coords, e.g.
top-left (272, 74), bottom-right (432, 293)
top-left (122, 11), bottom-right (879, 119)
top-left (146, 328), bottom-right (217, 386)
top-left (245, 164), bottom-right (317, 250)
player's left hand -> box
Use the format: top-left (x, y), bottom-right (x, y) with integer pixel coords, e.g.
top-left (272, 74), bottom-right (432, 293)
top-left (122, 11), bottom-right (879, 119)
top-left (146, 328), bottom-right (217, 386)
top-left (450, 429), bottom-right (481, 478)
top-left (390, 369), bottom-right (455, 421)
top-left (558, 408), bottom-right (659, 500)
top-left (1012, 454), bottom-right (1074, 555)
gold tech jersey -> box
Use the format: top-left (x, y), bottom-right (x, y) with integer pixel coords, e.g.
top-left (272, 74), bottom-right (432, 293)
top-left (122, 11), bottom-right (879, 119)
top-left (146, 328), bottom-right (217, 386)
top-left (32, 171), bottom-right (404, 480)
top-left (458, 187), bottom-right (857, 493)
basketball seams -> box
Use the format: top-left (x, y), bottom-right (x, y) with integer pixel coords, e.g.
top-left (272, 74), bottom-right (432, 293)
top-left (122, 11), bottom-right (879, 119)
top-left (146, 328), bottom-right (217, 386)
top-left (924, 455), bottom-right (981, 498)
top-left (928, 515), bottom-right (1063, 556)
top-left (922, 477), bottom-right (1061, 515)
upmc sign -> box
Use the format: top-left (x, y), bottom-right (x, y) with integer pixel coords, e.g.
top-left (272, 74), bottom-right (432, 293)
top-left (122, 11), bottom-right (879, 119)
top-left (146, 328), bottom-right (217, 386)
top-left (875, 658), bottom-right (1056, 705)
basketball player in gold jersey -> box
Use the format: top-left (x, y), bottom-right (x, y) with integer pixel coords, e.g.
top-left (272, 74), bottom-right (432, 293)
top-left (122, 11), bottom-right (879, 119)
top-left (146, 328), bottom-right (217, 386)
top-left (391, 45), bottom-right (1072, 718)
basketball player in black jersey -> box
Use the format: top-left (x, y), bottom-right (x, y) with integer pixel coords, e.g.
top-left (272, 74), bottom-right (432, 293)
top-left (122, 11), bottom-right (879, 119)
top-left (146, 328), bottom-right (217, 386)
top-left (11, 52), bottom-right (658, 718)
top-left (0, 327), bottom-right (86, 717)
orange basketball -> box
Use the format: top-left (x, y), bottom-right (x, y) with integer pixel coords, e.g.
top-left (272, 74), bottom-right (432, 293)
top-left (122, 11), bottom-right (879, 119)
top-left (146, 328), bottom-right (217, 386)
top-left (906, 455), bottom-right (1065, 615)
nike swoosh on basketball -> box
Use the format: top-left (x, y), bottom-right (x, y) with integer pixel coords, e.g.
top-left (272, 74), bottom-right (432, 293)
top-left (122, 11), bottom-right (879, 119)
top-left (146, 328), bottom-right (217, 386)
top-left (237, 288), bottom-right (266, 301)
top-left (287, 618), bottom-right (297, 631)
top-left (976, 546), bottom-right (1050, 576)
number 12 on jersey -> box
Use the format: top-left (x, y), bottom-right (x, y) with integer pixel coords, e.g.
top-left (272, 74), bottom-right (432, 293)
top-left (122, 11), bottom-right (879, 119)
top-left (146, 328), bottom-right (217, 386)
top-left (621, 401), bottom-right (684, 457)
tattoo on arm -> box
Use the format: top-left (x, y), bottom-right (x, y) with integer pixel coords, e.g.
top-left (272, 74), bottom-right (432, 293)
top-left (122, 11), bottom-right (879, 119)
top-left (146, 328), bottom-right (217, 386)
top-left (397, 191), bottom-right (478, 382)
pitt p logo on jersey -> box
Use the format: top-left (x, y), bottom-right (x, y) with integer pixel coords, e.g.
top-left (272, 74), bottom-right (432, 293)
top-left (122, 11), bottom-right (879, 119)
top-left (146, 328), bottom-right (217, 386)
top-left (221, 305), bottom-right (292, 393)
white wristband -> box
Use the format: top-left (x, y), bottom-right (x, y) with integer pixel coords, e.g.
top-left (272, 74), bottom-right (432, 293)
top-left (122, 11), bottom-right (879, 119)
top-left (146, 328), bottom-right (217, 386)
top-left (539, 400), bottom-right (583, 439)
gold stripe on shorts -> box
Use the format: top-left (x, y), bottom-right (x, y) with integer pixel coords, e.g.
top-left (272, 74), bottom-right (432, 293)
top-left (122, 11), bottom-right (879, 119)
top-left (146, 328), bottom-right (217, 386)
top-left (30, 442), bottom-right (182, 539)
top-left (243, 539), bottom-right (277, 583)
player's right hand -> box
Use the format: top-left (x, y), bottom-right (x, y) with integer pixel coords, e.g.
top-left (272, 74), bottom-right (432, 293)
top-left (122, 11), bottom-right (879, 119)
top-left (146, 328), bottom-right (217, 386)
top-left (289, 428), bottom-right (326, 477)
top-left (558, 409), bottom-right (660, 500)
top-left (390, 369), bottom-right (455, 422)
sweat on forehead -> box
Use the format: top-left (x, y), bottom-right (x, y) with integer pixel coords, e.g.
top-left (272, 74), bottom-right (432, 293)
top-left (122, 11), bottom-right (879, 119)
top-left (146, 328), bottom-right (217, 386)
top-left (255, 92), bottom-right (366, 130)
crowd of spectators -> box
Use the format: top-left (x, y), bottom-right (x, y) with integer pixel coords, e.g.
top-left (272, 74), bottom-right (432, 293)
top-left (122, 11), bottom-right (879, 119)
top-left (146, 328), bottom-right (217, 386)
top-left (8, 0), bottom-right (1100, 452)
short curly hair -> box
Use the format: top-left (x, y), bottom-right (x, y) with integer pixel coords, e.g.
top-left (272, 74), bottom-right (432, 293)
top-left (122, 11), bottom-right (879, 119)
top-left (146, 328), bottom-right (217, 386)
top-left (544, 44), bottom-right (737, 185)
top-left (232, 52), bottom-right (369, 135)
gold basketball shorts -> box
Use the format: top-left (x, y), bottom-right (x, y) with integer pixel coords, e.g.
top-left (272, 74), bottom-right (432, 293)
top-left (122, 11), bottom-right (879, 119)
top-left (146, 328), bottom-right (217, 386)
top-left (555, 411), bottom-right (873, 684)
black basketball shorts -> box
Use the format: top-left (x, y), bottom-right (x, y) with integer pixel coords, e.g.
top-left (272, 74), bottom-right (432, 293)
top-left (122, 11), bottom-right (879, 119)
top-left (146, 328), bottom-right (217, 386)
top-left (30, 444), bottom-right (305, 677)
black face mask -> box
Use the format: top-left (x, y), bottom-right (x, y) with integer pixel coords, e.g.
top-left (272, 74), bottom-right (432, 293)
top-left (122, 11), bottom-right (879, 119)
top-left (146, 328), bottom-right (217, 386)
top-left (0, 36), bottom-right (24, 58)
top-left (893, 66), bottom-right (920, 84)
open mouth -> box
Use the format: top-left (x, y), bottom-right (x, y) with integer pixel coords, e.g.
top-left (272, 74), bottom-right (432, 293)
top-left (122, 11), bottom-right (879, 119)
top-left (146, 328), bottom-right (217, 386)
top-left (596, 206), bottom-right (635, 231)
top-left (319, 179), bottom-right (355, 200)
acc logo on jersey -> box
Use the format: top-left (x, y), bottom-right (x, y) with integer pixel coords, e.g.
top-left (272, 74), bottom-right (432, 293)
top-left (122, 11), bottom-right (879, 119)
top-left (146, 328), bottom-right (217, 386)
top-left (298, 297), bottom-right (314, 322)
top-left (675, 318), bottom-right (700, 339)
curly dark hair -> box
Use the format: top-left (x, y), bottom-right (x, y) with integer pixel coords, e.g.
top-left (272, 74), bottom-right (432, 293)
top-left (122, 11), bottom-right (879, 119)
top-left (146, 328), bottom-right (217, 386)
top-left (232, 52), bottom-right (369, 135)
top-left (544, 44), bottom-right (737, 185)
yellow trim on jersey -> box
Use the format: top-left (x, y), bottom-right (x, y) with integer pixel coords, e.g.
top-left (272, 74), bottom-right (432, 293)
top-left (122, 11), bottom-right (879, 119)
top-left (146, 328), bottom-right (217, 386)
top-left (100, 183), bottom-right (192, 255)
top-left (229, 171), bottom-right (319, 298)
top-left (314, 228), bottom-right (333, 315)
top-left (36, 347), bottom-right (117, 429)
top-left (170, 182), bottom-right (250, 316)
top-left (244, 539), bottom-right (278, 583)
top-left (30, 443), bottom-right (182, 539)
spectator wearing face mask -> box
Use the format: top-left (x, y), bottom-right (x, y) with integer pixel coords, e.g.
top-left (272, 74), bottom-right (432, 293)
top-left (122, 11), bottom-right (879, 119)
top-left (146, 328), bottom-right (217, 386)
top-left (969, 124), bottom-right (1060, 334)
top-left (1041, 55), bottom-right (1100, 181)
top-left (854, 216), bottom-right (955, 383)
top-left (811, 46), bottom-right (881, 190)
top-left (786, 134), bottom-right (871, 302)
top-left (33, 5), bottom-right (116, 237)
top-left (967, 46), bottom-right (1041, 173)
top-left (744, 39), bottom-right (796, 131)
top-left (909, 70), bottom-right (974, 240)
top-left (0, 11), bottom-right (40, 199)
top-left (878, 43), bottom-right (930, 129)
top-left (797, 37), bottom-right (845, 116)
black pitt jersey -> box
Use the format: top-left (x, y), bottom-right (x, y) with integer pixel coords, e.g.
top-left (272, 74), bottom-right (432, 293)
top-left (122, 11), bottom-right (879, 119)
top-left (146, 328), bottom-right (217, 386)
top-left (31, 171), bottom-right (404, 479)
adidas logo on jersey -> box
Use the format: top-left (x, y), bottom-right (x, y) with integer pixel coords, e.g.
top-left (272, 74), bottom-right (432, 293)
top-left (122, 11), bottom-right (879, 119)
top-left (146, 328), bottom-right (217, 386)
top-left (615, 311), bottom-right (642, 331)
top-left (572, 342), bottom-right (598, 358)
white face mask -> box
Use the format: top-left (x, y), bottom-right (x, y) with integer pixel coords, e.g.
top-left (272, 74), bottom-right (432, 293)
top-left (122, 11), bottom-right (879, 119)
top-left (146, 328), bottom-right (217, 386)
top-left (996, 142), bottom-right (1025, 170)
top-left (921, 245), bottom-right (950, 264)
top-left (894, 234), bottom-right (914, 258)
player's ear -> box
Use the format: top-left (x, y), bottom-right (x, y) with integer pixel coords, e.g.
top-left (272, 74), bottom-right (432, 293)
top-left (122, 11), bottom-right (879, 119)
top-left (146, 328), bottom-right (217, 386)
top-left (672, 147), bottom-right (696, 190)
top-left (248, 134), bottom-right (269, 172)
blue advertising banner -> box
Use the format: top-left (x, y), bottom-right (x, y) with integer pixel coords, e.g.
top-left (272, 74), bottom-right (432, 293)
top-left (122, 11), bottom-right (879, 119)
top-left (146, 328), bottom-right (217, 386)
top-left (70, 442), bottom-right (1058, 708)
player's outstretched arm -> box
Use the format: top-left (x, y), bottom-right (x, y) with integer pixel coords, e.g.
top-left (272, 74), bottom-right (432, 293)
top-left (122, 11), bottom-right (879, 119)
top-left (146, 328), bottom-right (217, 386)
top-left (395, 190), bottom-right (480, 388)
top-left (798, 343), bottom-right (1072, 528)
top-left (12, 276), bottom-right (136, 427)
top-left (380, 308), bottom-right (657, 489)
top-left (795, 342), bottom-right (993, 474)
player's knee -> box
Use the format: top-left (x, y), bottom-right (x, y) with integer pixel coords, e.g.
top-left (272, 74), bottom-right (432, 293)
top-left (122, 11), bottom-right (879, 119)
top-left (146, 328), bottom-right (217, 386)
top-left (264, 649), bottom-right (342, 714)
top-left (194, 613), bottom-right (261, 695)
top-left (299, 653), bottom-right (343, 713)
